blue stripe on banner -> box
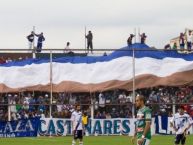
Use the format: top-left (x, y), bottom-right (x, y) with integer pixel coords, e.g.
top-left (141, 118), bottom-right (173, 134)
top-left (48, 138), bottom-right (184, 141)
top-left (1, 43), bottom-right (193, 67)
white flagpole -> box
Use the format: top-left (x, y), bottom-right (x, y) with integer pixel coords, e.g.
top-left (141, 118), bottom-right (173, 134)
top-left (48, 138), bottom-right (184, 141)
top-left (32, 26), bottom-right (36, 58)
top-left (134, 28), bottom-right (136, 43)
top-left (49, 50), bottom-right (53, 118)
top-left (132, 28), bottom-right (136, 118)
top-left (132, 46), bottom-right (136, 118)
top-left (85, 26), bottom-right (87, 53)
top-left (138, 27), bottom-right (141, 43)
top-left (8, 94), bottom-right (11, 121)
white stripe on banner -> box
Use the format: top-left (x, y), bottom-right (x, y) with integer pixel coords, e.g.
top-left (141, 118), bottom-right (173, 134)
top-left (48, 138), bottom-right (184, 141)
top-left (0, 56), bottom-right (193, 88)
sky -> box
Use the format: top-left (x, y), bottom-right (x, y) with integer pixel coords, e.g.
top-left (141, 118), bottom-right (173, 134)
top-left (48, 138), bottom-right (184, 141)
top-left (0, 0), bottom-right (193, 50)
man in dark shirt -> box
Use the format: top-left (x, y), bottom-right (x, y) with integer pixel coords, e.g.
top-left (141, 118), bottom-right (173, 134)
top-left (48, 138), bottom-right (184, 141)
top-left (127, 34), bottom-right (135, 46)
top-left (179, 33), bottom-right (185, 51)
top-left (26, 31), bottom-right (34, 49)
top-left (140, 33), bottom-right (147, 44)
top-left (34, 32), bottom-right (45, 52)
top-left (0, 57), bottom-right (6, 64)
top-left (85, 31), bottom-right (93, 53)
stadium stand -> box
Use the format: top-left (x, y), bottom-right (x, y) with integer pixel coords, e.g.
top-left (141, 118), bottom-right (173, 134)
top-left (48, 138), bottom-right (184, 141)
top-left (0, 86), bottom-right (193, 121)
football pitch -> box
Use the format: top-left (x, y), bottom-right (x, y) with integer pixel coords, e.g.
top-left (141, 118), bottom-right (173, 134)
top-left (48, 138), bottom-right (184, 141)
top-left (0, 135), bottom-right (193, 145)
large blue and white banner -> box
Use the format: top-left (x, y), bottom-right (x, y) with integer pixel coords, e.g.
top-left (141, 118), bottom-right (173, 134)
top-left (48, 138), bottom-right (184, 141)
top-left (0, 117), bottom-right (40, 137)
top-left (1, 116), bottom-right (192, 137)
top-left (39, 116), bottom-right (193, 136)
top-left (155, 116), bottom-right (193, 135)
top-left (38, 118), bottom-right (156, 136)
top-left (39, 118), bottom-right (136, 136)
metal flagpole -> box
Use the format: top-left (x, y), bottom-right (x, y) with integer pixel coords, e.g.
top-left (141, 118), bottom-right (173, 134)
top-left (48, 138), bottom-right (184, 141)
top-left (134, 28), bottom-right (137, 43)
top-left (8, 94), bottom-right (11, 121)
top-left (138, 27), bottom-right (141, 43)
top-left (85, 26), bottom-right (87, 53)
top-left (49, 50), bottom-right (53, 118)
top-left (132, 47), bottom-right (136, 118)
top-left (32, 26), bottom-right (36, 58)
top-left (132, 28), bottom-right (136, 118)
top-left (90, 92), bottom-right (94, 119)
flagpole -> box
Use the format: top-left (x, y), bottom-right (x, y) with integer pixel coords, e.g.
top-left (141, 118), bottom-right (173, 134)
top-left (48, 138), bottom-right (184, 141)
top-left (8, 94), bottom-right (11, 121)
top-left (85, 26), bottom-right (87, 53)
top-left (132, 46), bottom-right (136, 118)
top-left (138, 27), bottom-right (140, 43)
top-left (134, 28), bottom-right (136, 43)
top-left (132, 28), bottom-right (136, 118)
top-left (32, 26), bottom-right (36, 58)
top-left (49, 50), bottom-right (53, 118)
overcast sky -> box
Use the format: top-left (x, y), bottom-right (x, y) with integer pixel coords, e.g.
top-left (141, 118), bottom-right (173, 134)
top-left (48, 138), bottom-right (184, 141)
top-left (0, 0), bottom-right (192, 50)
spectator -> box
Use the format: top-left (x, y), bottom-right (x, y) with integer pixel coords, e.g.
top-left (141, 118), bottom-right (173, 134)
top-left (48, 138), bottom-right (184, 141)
top-left (10, 94), bottom-right (17, 114)
top-left (85, 31), bottom-right (93, 53)
top-left (179, 33), bottom-right (185, 51)
top-left (164, 44), bottom-right (171, 50)
top-left (57, 101), bottom-right (63, 117)
top-left (34, 32), bottom-right (45, 52)
top-left (140, 33), bottom-right (147, 44)
top-left (186, 30), bottom-right (193, 51)
top-left (0, 57), bottom-right (6, 64)
top-left (172, 42), bottom-right (177, 50)
top-left (40, 109), bottom-right (45, 118)
top-left (98, 92), bottom-right (105, 112)
top-left (101, 111), bottom-right (106, 119)
top-left (106, 112), bottom-right (111, 119)
top-left (69, 94), bottom-right (76, 105)
top-left (94, 97), bottom-right (99, 111)
top-left (23, 94), bottom-right (30, 110)
top-left (6, 57), bottom-right (12, 63)
top-left (103, 52), bottom-right (107, 56)
top-left (64, 42), bottom-right (74, 55)
top-left (95, 111), bottom-right (101, 119)
top-left (82, 112), bottom-right (89, 128)
top-left (26, 31), bottom-right (34, 49)
top-left (127, 34), bottom-right (135, 46)
top-left (118, 92), bottom-right (126, 104)
top-left (126, 93), bottom-right (133, 103)
top-left (64, 42), bottom-right (71, 53)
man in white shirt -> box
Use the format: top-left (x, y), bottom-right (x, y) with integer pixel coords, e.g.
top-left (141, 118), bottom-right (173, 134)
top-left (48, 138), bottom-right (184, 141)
top-left (71, 104), bottom-right (84, 145)
top-left (64, 42), bottom-right (71, 53)
top-left (186, 30), bottom-right (193, 51)
top-left (170, 106), bottom-right (193, 145)
top-left (98, 92), bottom-right (106, 113)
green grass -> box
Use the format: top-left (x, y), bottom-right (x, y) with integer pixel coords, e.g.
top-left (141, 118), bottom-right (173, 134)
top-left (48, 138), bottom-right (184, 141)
top-left (0, 135), bottom-right (192, 145)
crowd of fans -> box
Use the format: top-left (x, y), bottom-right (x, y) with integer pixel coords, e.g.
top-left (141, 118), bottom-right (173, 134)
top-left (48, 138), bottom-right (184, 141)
top-left (0, 56), bottom-right (29, 64)
top-left (138, 86), bottom-right (193, 116)
top-left (165, 30), bottom-right (193, 51)
top-left (0, 86), bottom-right (193, 121)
